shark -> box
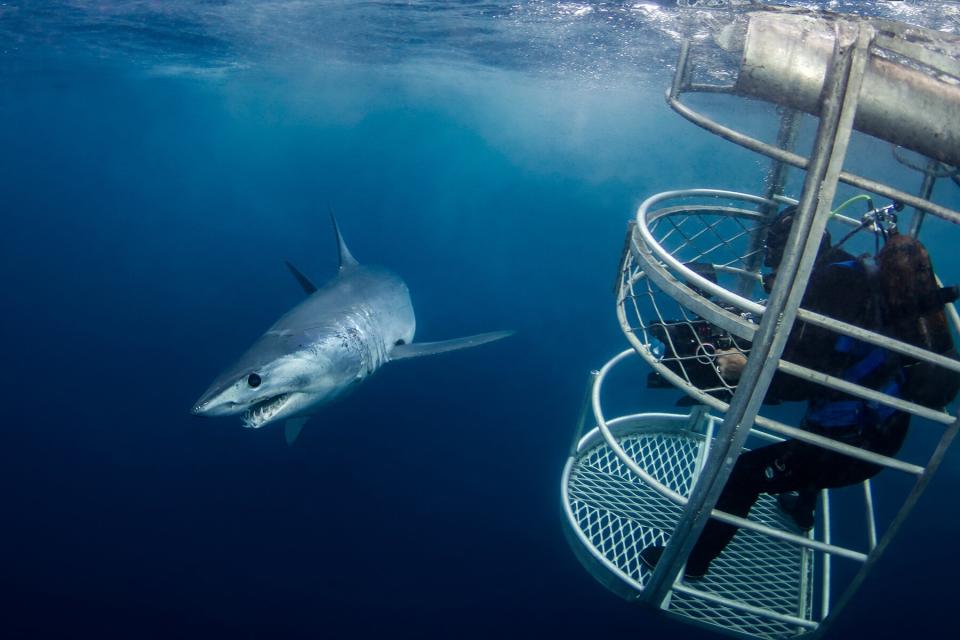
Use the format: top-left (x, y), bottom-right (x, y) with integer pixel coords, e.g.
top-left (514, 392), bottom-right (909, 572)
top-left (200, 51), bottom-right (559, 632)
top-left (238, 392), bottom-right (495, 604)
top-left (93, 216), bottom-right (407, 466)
top-left (191, 215), bottom-right (513, 445)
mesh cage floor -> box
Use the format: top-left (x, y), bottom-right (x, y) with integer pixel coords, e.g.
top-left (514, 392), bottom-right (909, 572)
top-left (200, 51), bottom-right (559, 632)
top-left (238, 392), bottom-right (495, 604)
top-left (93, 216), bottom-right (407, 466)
top-left (566, 425), bottom-right (817, 640)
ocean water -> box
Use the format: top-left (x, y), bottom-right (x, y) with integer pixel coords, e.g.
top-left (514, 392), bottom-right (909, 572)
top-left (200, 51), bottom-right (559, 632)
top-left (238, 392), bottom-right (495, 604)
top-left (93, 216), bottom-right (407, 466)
top-left (3, 1), bottom-right (960, 638)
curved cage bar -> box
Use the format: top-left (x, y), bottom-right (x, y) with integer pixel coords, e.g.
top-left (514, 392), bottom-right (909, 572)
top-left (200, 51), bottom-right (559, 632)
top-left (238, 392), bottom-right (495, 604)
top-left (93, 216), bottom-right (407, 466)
top-left (620, 189), bottom-right (960, 437)
top-left (666, 8), bottom-right (960, 224)
top-left (562, 397), bottom-right (821, 639)
top-left (586, 349), bottom-right (871, 561)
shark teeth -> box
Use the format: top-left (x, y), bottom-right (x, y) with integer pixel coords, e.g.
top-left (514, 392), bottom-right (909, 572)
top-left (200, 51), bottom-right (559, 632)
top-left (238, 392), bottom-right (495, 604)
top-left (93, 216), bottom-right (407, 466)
top-left (241, 394), bottom-right (291, 429)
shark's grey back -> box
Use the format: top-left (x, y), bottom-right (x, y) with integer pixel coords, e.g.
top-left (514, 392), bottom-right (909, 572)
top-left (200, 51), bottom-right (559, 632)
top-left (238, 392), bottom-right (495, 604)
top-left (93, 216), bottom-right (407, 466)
top-left (208, 264), bottom-right (415, 395)
top-left (275, 264), bottom-right (413, 340)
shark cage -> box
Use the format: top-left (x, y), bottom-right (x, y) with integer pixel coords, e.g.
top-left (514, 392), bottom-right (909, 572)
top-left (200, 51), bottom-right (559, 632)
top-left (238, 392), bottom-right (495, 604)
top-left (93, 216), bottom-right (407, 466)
top-left (561, 7), bottom-right (960, 640)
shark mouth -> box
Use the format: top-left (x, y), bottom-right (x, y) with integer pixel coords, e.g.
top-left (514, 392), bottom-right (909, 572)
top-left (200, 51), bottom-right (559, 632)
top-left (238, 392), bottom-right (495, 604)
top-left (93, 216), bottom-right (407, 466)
top-left (241, 394), bottom-right (292, 429)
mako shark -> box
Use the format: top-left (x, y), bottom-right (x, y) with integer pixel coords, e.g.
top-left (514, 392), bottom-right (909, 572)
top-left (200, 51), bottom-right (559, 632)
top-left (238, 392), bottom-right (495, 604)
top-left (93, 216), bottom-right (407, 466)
top-left (192, 215), bottom-right (512, 444)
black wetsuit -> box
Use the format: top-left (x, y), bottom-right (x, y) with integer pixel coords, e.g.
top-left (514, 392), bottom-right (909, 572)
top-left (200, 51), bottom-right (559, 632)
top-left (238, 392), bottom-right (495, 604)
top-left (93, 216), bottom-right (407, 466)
top-left (685, 250), bottom-right (909, 576)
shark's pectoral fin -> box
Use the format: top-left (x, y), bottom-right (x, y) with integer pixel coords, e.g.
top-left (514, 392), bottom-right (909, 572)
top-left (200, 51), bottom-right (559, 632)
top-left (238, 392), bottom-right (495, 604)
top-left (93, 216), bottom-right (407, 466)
top-left (284, 417), bottom-right (310, 446)
top-left (390, 331), bottom-right (515, 361)
top-left (285, 261), bottom-right (318, 295)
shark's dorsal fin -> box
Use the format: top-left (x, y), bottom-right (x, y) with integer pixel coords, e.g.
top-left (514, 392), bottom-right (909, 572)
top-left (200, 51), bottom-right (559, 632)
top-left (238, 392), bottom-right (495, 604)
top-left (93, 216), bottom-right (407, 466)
top-left (284, 261), bottom-right (318, 295)
top-left (285, 417), bottom-right (309, 446)
top-left (330, 211), bottom-right (359, 271)
top-left (389, 331), bottom-right (515, 361)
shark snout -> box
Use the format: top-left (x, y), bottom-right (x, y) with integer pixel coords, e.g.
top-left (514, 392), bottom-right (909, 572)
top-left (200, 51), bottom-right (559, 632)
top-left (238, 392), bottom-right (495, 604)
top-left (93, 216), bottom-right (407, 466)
top-left (191, 397), bottom-right (243, 417)
top-left (191, 365), bottom-right (266, 417)
top-left (191, 399), bottom-right (216, 417)
top-left (191, 389), bottom-right (218, 417)
top-left (191, 387), bottom-right (245, 417)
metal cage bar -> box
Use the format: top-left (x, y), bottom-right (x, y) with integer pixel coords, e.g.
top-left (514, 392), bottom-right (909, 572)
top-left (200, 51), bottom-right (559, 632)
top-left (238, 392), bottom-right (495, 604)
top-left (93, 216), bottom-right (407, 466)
top-left (563, 9), bottom-right (960, 640)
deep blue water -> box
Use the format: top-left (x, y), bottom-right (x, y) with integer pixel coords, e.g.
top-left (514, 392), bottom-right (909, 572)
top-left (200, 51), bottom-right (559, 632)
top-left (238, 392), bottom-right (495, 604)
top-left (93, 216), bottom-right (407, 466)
top-left (3, 2), bottom-right (960, 639)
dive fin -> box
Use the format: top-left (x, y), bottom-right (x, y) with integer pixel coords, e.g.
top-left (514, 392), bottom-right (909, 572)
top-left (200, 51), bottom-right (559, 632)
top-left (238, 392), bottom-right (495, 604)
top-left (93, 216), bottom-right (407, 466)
top-left (329, 210), bottom-right (359, 271)
top-left (284, 261), bottom-right (318, 295)
top-left (284, 417), bottom-right (309, 446)
top-left (390, 331), bottom-right (515, 361)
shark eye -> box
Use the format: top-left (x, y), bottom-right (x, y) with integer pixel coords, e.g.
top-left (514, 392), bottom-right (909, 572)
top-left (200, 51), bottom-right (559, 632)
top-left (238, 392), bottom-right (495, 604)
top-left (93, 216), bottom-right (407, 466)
top-left (247, 373), bottom-right (262, 388)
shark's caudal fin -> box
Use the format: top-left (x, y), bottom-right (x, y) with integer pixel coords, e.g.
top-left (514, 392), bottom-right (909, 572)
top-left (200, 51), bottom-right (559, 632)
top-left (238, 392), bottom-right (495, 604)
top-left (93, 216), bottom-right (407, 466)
top-left (330, 211), bottom-right (359, 271)
top-left (284, 261), bottom-right (318, 295)
top-left (285, 417), bottom-right (309, 446)
top-left (390, 331), bottom-right (515, 360)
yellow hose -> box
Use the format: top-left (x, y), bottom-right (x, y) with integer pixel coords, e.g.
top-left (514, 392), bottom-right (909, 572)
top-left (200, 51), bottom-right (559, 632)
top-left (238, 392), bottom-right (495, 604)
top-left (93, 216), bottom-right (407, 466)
top-left (831, 194), bottom-right (872, 217)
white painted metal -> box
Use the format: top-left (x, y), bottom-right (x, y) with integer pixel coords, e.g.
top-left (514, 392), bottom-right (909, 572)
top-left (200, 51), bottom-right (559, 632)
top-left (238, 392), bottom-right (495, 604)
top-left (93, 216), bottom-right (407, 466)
top-left (561, 8), bottom-right (960, 640)
top-left (561, 410), bottom-right (818, 638)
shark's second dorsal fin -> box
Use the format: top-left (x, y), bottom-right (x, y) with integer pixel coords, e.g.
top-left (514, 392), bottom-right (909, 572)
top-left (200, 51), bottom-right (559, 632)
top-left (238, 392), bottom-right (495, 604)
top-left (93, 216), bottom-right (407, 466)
top-left (330, 212), bottom-right (359, 271)
top-left (285, 261), bottom-right (318, 295)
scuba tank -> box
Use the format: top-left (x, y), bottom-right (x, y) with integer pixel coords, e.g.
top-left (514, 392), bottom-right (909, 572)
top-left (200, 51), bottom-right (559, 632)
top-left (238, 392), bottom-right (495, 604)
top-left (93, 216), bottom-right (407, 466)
top-left (877, 232), bottom-right (960, 410)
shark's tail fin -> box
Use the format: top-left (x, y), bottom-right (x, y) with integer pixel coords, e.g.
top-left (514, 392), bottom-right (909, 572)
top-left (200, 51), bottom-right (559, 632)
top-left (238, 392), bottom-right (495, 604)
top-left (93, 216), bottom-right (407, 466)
top-left (330, 209), bottom-right (359, 271)
top-left (390, 331), bottom-right (515, 360)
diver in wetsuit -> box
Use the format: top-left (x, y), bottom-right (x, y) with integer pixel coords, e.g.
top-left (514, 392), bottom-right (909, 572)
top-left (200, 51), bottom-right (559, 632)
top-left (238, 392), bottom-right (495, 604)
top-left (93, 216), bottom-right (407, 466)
top-left (641, 205), bottom-right (911, 579)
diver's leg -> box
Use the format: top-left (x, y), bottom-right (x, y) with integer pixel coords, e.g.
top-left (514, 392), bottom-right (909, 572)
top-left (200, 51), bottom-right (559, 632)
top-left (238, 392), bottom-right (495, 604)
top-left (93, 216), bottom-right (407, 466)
top-left (687, 436), bottom-right (837, 574)
top-left (686, 415), bottom-right (908, 575)
top-left (776, 487), bottom-right (818, 530)
top-left (641, 444), bottom-right (784, 578)
top-left (686, 441), bottom-right (810, 575)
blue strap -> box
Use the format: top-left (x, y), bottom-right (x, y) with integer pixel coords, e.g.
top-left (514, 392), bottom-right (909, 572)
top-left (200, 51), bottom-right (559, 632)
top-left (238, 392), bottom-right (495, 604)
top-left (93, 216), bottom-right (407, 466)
top-left (843, 346), bottom-right (889, 384)
top-left (809, 380), bottom-right (902, 430)
top-left (865, 379), bottom-right (901, 422)
top-left (835, 335), bottom-right (856, 353)
top-left (807, 258), bottom-right (900, 430)
top-left (833, 332), bottom-right (889, 383)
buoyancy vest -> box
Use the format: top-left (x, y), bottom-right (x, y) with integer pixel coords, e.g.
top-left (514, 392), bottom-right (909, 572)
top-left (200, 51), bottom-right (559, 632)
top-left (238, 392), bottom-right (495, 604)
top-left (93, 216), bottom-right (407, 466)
top-left (786, 253), bottom-right (906, 436)
top-left (805, 334), bottom-right (901, 432)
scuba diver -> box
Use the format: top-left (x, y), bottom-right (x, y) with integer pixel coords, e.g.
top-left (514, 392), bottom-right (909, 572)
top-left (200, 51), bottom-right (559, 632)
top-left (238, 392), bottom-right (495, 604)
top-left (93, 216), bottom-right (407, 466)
top-left (640, 202), bottom-right (957, 579)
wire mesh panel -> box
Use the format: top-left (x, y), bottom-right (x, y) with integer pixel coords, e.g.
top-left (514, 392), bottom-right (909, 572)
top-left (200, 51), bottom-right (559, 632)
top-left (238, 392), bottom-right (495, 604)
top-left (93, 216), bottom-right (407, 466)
top-left (567, 425), bottom-right (702, 588)
top-left (624, 270), bottom-right (753, 405)
top-left (618, 197), bottom-right (773, 409)
top-left (667, 500), bottom-right (815, 639)
top-left (564, 416), bottom-right (818, 638)
top-left (646, 205), bottom-right (768, 273)
top-left (668, 593), bottom-right (810, 640)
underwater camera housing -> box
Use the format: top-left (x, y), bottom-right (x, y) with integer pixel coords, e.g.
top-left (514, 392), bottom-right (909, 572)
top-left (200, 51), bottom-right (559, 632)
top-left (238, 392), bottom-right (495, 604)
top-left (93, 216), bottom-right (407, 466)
top-left (646, 316), bottom-right (747, 400)
top-left (645, 261), bottom-right (751, 399)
